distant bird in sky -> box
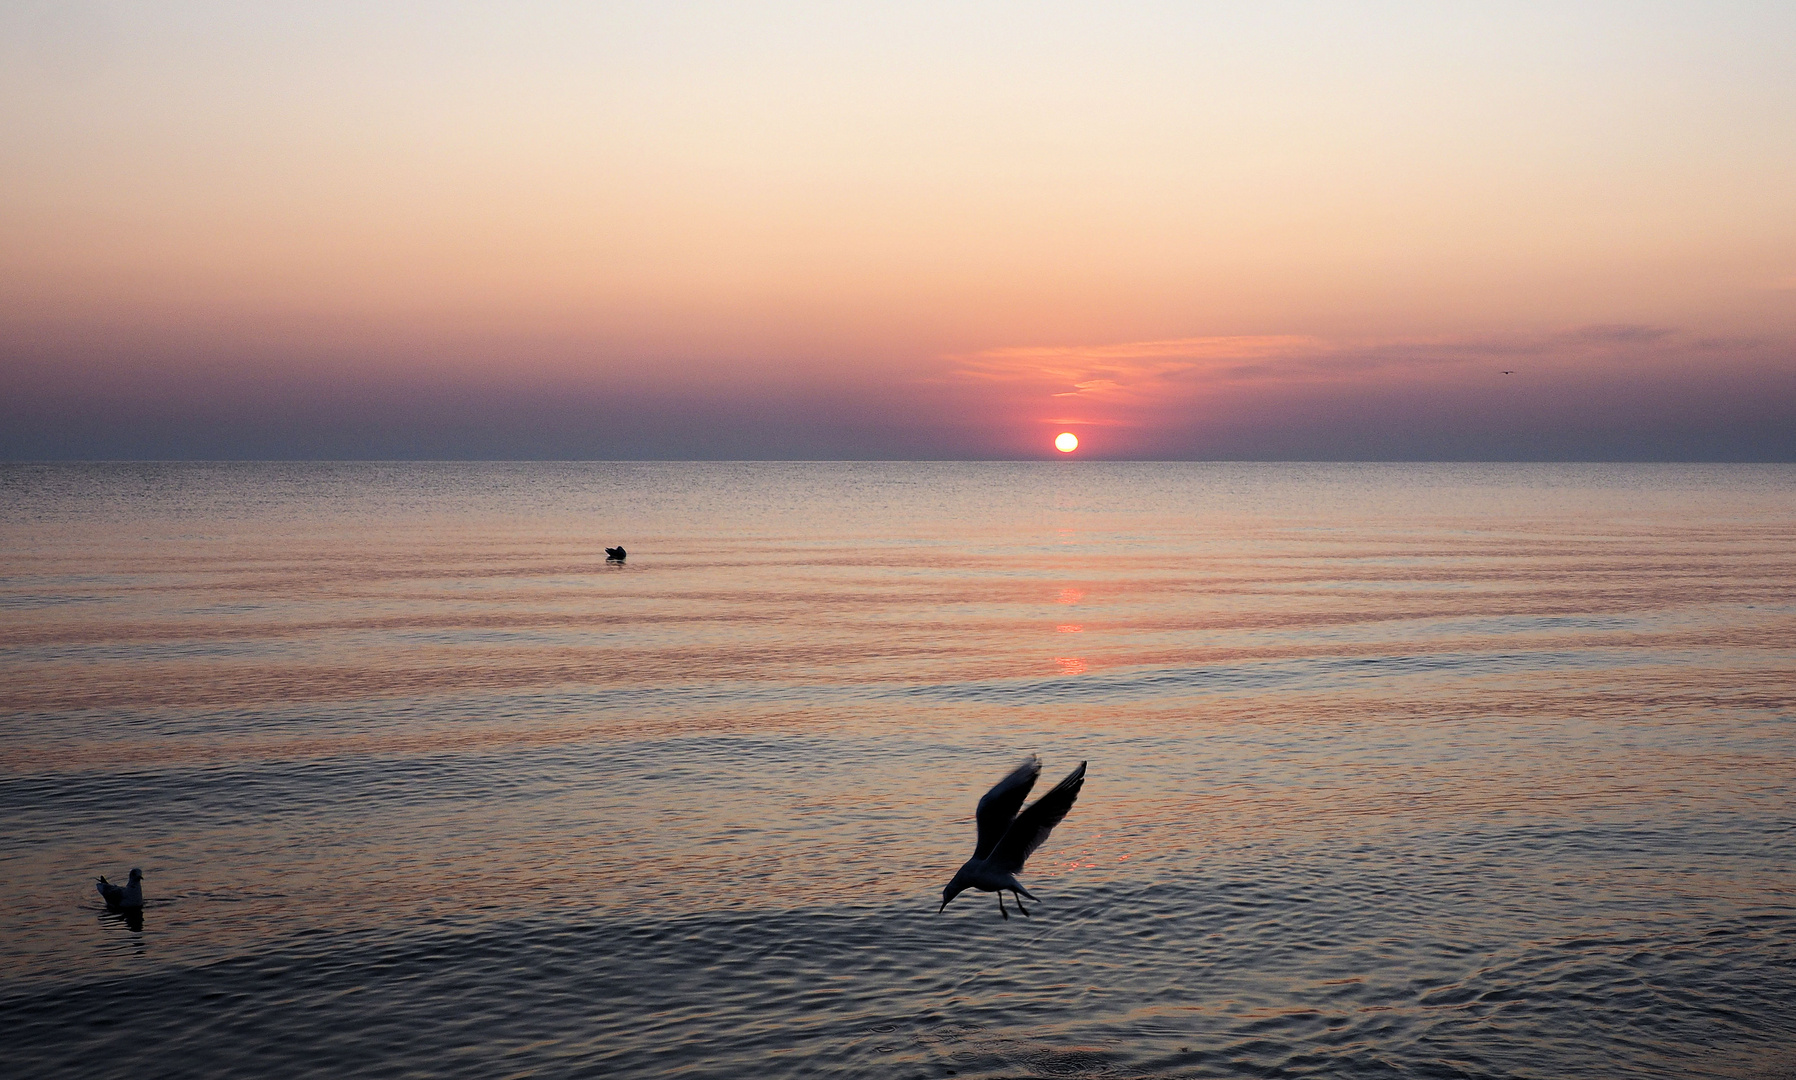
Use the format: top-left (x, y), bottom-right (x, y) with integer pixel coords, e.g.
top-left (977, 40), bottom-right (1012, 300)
top-left (605, 546), bottom-right (627, 561)
top-left (96, 868), bottom-right (143, 909)
top-left (940, 756), bottom-right (1086, 919)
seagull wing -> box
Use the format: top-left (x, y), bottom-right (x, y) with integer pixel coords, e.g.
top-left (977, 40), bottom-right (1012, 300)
top-left (989, 761), bottom-right (1086, 874)
top-left (972, 755), bottom-right (1040, 859)
top-left (95, 877), bottom-right (123, 905)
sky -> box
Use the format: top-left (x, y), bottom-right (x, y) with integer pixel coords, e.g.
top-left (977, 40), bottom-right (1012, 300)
top-left (3, 1), bottom-right (1794, 460)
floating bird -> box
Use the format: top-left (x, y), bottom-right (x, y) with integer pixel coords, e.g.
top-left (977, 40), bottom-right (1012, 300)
top-left (605, 546), bottom-right (627, 561)
top-left (96, 868), bottom-right (144, 909)
top-left (940, 756), bottom-right (1086, 919)
top-left (1502, 370), bottom-right (1515, 375)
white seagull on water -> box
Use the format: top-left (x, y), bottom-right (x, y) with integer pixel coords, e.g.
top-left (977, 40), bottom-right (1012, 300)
top-left (940, 756), bottom-right (1086, 919)
top-left (96, 868), bottom-right (144, 909)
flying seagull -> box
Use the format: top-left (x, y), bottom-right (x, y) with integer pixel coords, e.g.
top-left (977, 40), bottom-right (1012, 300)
top-left (96, 868), bottom-right (144, 909)
top-left (605, 546), bottom-right (627, 561)
top-left (940, 756), bottom-right (1086, 919)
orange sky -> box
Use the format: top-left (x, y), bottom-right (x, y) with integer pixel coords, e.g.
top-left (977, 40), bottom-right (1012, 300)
top-left (3, 3), bottom-right (1793, 458)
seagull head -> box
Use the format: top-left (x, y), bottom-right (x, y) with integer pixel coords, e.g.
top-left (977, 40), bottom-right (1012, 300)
top-left (938, 871), bottom-right (972, 913)
top-left (128, 868), bottom-right (143, 880)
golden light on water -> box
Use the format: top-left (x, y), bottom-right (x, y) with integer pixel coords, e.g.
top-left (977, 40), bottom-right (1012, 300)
top-left (1055, 432), bottom-right (1079, 453)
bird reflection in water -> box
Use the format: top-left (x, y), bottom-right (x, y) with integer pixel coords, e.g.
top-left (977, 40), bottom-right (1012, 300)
top-left (940, 756), bottom-right (1086, 919)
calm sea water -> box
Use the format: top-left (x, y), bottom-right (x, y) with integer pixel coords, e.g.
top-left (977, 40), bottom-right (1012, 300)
top-left (3, 462), bottom-right (1794, 1079)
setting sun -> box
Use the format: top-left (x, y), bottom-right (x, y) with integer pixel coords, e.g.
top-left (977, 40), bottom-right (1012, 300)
top-left (1055, 432), bottom-right (1079, 453)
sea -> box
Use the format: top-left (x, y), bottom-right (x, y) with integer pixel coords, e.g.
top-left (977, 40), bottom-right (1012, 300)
top-left (2, 461), bottom-right (1793, 1079)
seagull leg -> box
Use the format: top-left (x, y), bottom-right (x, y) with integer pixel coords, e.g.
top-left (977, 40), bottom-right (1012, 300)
top-left (1013, 891), bottom-right (1030, 917)
top-left (997, 892), bottom-right (1009, 920)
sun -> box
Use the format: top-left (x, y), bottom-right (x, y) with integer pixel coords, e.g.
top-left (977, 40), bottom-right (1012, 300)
top-left (1054, 432), bottom-right (1079, 453)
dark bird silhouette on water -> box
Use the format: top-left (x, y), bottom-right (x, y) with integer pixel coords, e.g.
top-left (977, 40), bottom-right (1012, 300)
top-left (605, 546), bottom-right (627, 561)
top-left (96, 868), bottom-right (143, 910)
top-left (940, 756), bottom-right (1086, 919)
top-left (1502, 370), bottom-right (1515, 375)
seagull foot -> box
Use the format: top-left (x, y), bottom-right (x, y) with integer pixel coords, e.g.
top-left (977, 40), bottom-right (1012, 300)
top-left (1014, 892), bottom-right (1030, 917)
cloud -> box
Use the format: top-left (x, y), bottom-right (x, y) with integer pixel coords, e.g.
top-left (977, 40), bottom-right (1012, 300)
top-left (940, 336), bottom-right (1331, 424)
top-left (1550, 323), bottom-right (1675, 346)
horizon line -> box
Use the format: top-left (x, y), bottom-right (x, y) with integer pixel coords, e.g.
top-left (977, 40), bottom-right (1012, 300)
top-left (6, 458), bottom-right (1794, 466)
